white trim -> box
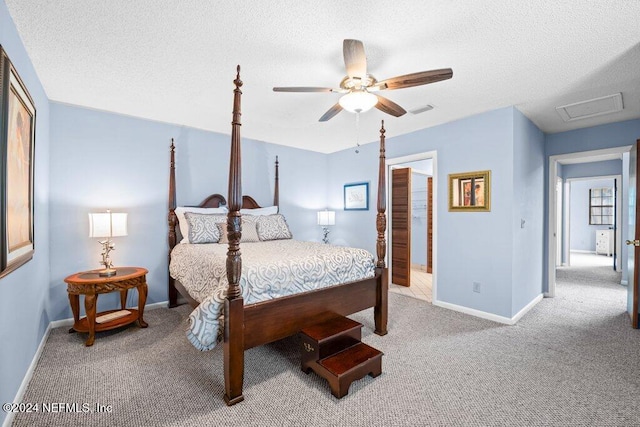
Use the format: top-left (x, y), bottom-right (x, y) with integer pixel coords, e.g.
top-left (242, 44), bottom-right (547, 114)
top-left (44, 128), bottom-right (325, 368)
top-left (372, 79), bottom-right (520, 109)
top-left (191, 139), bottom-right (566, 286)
top-left (433, 294), bottom-right (543, 325)
top-left (3, 323), bottom-right (53, 427)
top-left (387, 151), bottom-right (437, 301)
top-left (3, 300), bottom-right (170, 427)
top-left (548, 146), bottom-right (632, 297)
top-left (571, 249), bottom-right (596, 254)
top-left (512, 294), bottom-right (545, 323)
top-left (556, 176), bottom-right (563, 266)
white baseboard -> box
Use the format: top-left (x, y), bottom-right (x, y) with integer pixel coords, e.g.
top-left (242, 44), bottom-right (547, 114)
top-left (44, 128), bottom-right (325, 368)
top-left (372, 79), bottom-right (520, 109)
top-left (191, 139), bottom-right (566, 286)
top-left (432, 294), bottom-right (543, 326)
top-left (3, 323), bottom-right (52, 427)
top-left (571, 250), bottom-right (595, 254)
top-left (3, 300), bottom-right (170, 427)
top-left (621, 280), bottom-right (629, 286)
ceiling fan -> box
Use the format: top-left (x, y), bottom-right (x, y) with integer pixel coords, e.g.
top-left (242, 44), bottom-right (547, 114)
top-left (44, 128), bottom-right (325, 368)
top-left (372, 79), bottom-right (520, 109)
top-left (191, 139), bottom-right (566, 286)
top-left (273, 39), bottom-right (453, 122)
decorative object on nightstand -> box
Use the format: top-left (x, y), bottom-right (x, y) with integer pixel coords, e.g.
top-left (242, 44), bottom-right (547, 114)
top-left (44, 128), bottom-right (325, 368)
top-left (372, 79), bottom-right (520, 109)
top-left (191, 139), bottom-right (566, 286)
top-left (65, 267), bottom-right (148, 346)
top-left (88, 210), bottom-right (127, 277)
top-left (317, 210), bottom-right (335, 244)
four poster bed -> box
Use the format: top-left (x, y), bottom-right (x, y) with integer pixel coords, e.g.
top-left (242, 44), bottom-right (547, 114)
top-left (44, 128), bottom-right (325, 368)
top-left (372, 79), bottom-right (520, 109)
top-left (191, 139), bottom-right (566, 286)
top-left (167, 66), bottom-right (388, 405)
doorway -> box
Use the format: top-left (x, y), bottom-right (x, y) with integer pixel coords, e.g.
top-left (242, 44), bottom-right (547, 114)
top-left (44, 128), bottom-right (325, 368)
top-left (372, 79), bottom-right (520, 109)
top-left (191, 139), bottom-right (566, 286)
top-left (387, 152), bottom-right (437, 303)
top-left (548, 145), bottom-right (638, 328)
top-left (565, 176), bottom-right (620, 270)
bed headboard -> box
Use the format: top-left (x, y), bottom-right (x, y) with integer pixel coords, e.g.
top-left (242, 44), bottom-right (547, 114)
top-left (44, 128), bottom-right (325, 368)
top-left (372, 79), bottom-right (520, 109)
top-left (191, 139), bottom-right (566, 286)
top-left (167, 140), bottom-right (279, 255)
top-left (193, 194), bottom-right (262, 209)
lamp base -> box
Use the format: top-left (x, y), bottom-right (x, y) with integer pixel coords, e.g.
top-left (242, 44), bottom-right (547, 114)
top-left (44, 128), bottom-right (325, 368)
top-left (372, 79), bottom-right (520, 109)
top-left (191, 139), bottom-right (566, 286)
top-left (98, 268), bottom-right (117, 277)
top-left (322, 227), bottom-right (330, 244)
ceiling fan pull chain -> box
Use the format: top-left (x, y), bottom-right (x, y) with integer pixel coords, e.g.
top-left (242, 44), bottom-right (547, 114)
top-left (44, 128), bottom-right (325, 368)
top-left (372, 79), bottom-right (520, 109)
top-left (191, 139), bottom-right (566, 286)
top-left (355, 112), bottom-right (361, 153)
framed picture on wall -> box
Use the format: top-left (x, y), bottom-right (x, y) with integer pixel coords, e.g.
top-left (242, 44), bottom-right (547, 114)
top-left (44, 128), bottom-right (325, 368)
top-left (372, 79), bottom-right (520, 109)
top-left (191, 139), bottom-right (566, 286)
top-left (449, 170), bottom-right (491, 212)
top-left (0, 45), bottom-right (36, 278)
top-left (344, 182), bottom-right (369, 210)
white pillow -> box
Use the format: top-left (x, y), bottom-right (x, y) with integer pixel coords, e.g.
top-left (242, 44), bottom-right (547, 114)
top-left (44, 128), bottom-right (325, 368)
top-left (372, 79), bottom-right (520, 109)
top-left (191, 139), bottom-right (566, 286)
top-left (240, 206), bottom-right (278, 216)
top-left (175, 206), bottom-right (228, 243)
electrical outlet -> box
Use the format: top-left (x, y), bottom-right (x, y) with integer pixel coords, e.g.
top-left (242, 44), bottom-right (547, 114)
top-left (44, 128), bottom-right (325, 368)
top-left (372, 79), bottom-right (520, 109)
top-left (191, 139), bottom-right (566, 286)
top-left (473, 282), bottom-right (481, 293)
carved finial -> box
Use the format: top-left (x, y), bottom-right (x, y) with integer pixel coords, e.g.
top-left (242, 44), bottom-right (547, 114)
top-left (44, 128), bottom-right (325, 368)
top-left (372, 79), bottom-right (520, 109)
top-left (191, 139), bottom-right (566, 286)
top-left (275, 155), bottom-right (279, 164)
top-left (380, 120), bottom-right (385, 135)
top-left (170, 138), bottom-right (175, 150)
top-left (234, 65), bottom-right (243, 88)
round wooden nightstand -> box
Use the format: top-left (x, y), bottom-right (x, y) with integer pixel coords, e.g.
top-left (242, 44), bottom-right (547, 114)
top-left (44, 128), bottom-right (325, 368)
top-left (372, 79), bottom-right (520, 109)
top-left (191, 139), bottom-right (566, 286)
top-left (65, 267), bottom-right (148, 346)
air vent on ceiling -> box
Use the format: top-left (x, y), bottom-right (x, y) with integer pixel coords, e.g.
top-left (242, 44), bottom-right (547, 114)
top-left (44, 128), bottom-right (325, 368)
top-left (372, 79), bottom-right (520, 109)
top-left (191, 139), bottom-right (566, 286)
top-left (410, 104), bottom-right (434, 115)
top-left (556, 93), bottom-right (623, 122)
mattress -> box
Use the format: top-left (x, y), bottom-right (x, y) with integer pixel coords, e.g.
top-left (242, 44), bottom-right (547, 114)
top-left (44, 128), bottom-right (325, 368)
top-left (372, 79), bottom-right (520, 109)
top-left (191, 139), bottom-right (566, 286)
top-left (169, 240), bottom-right (375, 350)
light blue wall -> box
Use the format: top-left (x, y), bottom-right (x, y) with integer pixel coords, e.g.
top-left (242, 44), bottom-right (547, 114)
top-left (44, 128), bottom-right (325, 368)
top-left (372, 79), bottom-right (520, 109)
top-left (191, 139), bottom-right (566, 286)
top-left (329, 107), bottom-right (527, 318)
top-left (49, 103), bottom-right (328, 320)
top-left (0, 2), bottom-right (51, 423)
top-left (546, 120), bottom-right (640, 156)
top-left (569, 178), bottom-right (615, 252)
top-left (511, 109), bottom-right (545, 316)
top-left (563, 160), bottom-right (622, 179)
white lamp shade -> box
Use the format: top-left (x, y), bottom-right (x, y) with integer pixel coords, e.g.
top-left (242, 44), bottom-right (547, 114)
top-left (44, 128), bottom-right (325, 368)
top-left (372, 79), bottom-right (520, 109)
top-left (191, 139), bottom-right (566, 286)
top-left (338, 90), bottom-right (378, 113)
top-left (89, 212), bottom-right (128, 238)
top-left (317, 210), bottom-right (335, 226)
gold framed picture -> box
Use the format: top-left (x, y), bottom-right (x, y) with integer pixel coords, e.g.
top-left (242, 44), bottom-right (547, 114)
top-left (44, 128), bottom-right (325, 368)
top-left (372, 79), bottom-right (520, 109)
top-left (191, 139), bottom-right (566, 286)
top-left (449, 170), bottom-right (491, 212)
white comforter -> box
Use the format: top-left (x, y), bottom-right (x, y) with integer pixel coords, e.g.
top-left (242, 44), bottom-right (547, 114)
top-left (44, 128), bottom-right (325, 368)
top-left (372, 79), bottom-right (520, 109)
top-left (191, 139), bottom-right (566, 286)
top-left (169, 240), bottom-right (375, 350)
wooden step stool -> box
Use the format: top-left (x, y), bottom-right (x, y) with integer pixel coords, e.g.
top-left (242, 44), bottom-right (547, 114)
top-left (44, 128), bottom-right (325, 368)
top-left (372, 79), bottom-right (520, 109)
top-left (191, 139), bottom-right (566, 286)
top-left (300, 316), bottom-right (383, 398)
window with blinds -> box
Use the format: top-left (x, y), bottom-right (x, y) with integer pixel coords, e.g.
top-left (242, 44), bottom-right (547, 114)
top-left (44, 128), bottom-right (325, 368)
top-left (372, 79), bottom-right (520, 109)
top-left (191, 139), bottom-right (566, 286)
top-left (589, 187), bottom-right (614, 225)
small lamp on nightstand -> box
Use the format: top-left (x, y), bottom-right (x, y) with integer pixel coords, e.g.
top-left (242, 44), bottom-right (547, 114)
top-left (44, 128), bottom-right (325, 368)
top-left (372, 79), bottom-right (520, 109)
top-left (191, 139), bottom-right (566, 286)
top-left (317, 210), bottom-right (335, 244)
top-left (88, 210), bottom-right (128, 277)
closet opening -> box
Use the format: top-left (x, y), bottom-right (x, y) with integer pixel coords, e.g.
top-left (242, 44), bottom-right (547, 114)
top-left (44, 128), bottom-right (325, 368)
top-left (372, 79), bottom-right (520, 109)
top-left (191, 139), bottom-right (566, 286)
top-left (387, 152), bottom-right (436, 303)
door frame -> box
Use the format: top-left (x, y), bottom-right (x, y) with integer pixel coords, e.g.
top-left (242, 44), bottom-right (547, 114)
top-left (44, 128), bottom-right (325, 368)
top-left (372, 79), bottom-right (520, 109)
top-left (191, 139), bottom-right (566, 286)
top-left (547, 146), bottom-right (631, 297)
top-left (387, 151), bottom-right (438, 301)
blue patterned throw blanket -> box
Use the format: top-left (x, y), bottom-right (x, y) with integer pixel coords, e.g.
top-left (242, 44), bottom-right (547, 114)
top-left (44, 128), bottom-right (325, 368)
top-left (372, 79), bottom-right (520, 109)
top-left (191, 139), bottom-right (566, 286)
top-left (169, 240), bottom-right (375, 350)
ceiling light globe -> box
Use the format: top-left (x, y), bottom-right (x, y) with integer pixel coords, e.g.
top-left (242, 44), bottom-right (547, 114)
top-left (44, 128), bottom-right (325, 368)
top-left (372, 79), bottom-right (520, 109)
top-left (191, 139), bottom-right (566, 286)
top-left (339, 90), bottom-right (378, 113)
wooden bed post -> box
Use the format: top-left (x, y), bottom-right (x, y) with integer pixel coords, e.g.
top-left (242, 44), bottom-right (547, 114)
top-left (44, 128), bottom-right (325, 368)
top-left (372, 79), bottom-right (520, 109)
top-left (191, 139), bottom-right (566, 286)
top-left (274, 156), bottom-right (279, 209)
top-left (374, 121), bottom-right (388, 336)
top-left (168, 139), bottom-right (178, 308)
top-left (224, 65), bottom-right (245, 406)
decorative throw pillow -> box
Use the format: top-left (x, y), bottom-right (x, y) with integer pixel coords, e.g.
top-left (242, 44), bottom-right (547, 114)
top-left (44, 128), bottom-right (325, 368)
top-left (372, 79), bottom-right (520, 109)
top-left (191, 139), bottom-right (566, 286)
top-left (217, 219), bottom-right (261, 244)
top-left (184, 213), bottom-right (227, 244)
top-left (256, 214), bottom-right (293, 241)
top-left (176, 206), bottom-right (227, 243)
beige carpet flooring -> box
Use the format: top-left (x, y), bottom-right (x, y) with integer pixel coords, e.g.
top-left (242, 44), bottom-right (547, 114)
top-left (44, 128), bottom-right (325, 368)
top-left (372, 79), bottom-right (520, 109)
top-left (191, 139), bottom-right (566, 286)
top-left (11, 263), bottom-right (639, 426)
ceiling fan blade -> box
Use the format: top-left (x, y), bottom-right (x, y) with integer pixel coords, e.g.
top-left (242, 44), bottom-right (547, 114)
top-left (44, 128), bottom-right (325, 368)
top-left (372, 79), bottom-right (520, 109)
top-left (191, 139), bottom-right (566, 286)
top-left (273, 87), bottom-right (335, 93)
top-left (319, 103), bottom-right (343, 122)
top-left (377, 68), bottom-right (453, 90)
top-left (343, 39), bottom-right (367, 80)
top-left (375, 95), bottom-right (407, 117)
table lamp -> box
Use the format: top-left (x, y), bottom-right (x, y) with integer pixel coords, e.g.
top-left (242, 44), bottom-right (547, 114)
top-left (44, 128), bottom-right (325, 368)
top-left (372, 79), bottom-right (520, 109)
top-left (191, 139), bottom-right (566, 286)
top-left (88, 210), bottom-right (128, 277)
top-left (317, 210), bottom-right (335, 244)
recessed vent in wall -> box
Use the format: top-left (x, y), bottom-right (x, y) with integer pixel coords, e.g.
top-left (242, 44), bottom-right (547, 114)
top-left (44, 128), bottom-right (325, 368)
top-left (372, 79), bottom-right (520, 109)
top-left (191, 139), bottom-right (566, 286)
top-left (556, 93), bottom-right (623, 122)
top-left (410, 104), bottom-right (434, 114)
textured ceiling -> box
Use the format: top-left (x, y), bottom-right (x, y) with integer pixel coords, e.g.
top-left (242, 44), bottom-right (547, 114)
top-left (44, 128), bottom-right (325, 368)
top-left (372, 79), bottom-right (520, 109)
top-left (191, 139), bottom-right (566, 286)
top-left (5, 1), bottom-right (640, 153)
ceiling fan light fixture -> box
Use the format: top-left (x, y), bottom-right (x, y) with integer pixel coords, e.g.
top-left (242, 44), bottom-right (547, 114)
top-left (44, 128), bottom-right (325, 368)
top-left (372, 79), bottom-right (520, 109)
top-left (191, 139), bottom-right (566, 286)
top-left (339, 90), bottom-right (378, 113)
